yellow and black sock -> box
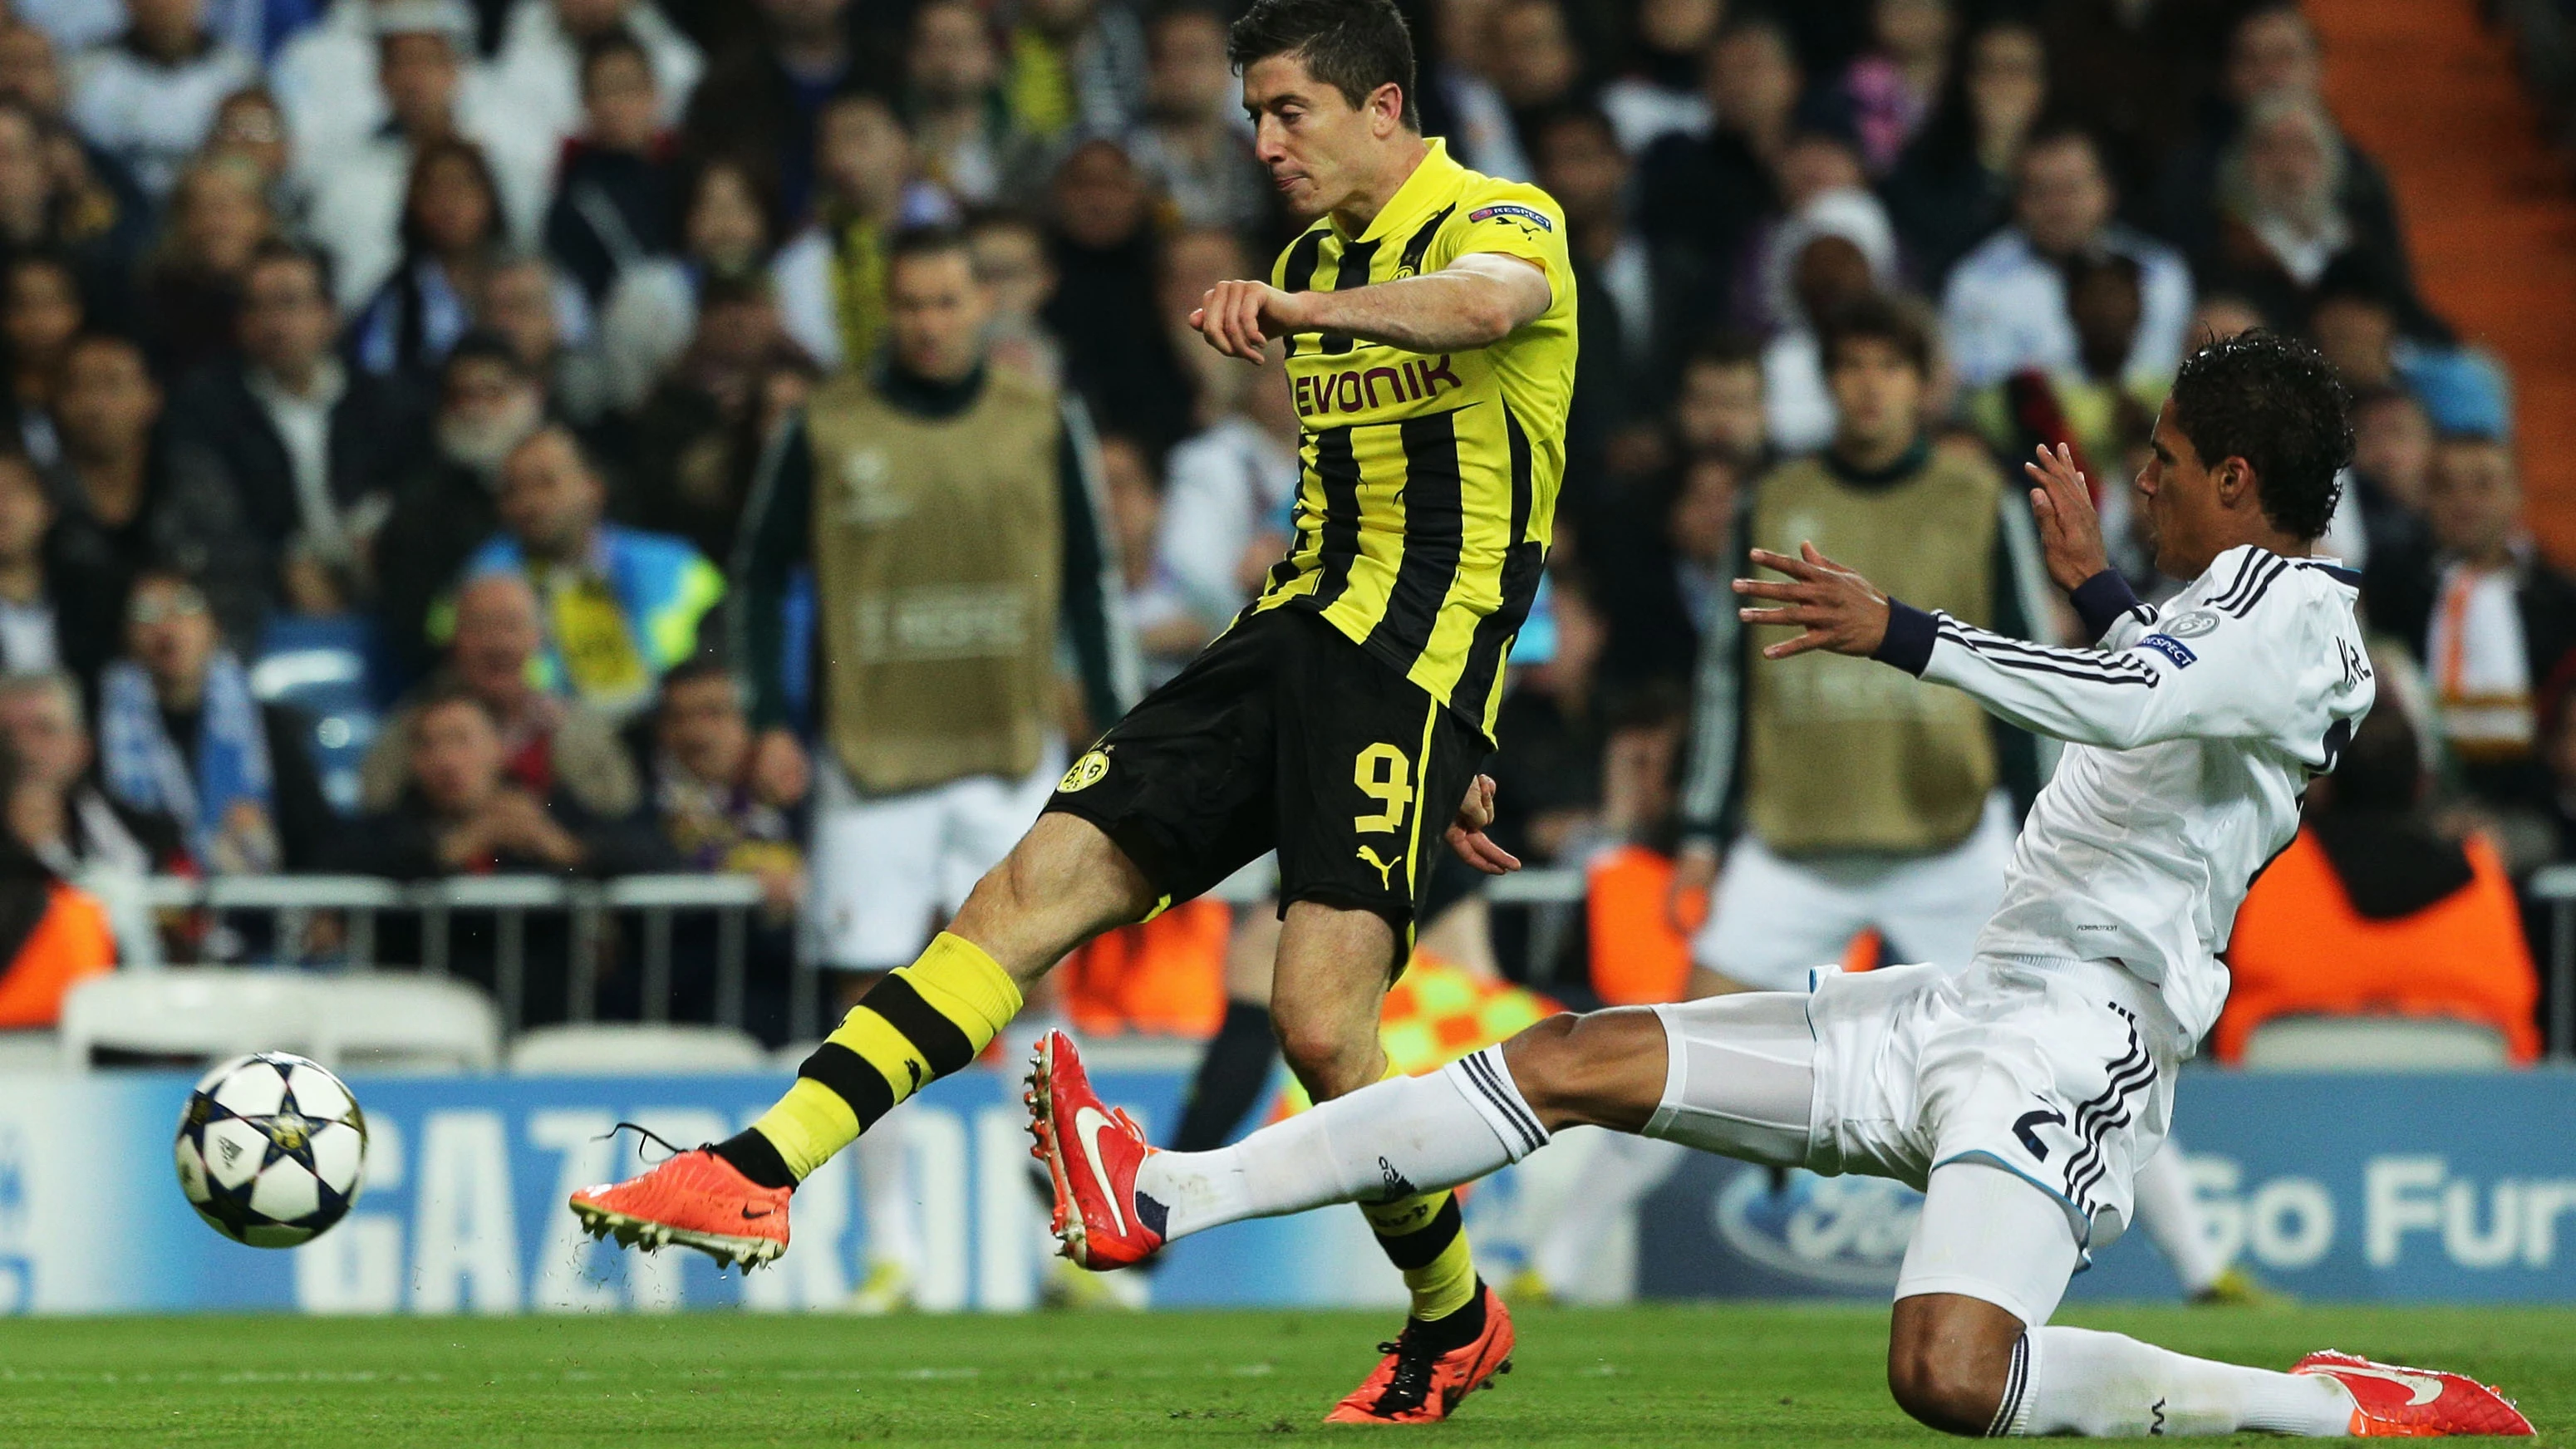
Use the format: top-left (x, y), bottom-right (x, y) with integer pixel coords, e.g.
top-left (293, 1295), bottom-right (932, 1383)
top-left (1361, 1188), bottom-right (1486, 1346)
top-left (713, 933), bottom-right (1023, 1189)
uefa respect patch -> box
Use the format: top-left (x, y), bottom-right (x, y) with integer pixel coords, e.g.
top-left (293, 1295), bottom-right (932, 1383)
top-left (2139, 634), bottom-right (2198, 667)
top-left (1466, 204), bottom-right (1553, 231)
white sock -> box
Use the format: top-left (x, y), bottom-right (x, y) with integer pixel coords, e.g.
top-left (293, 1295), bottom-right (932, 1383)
top-left (853, 1116), bottom-right (918, 1275)
top-left (2006, 1326), bottom-right (2352, 1437)
top-left (2132, 1144), bottom-right (2228, 1295)
top-left (1135, 1044), bottom-right (1546, 1240)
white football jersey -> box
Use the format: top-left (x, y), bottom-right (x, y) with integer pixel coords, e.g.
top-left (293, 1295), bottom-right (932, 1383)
top-left (1885, 546), bottom-right (2376, 1044)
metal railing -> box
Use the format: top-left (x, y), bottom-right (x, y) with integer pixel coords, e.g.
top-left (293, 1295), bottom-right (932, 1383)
top-left (2528, 865), bottom-right (2576, 1059)
top-left (135, 873), bottom-right (769, 1035)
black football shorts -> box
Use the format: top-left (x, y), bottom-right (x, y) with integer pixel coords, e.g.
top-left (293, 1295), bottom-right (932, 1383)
top-left (1044, 608), bottom-right (1487, 939)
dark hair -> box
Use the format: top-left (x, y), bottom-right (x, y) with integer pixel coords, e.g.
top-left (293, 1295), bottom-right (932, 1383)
top-left (2018, 118), bottom-right (2105, 179)
top-left (441, 328), bottom-right (526, 382)
top-left (1228, 0), bottom-right (1418, 129)
top-left (241, 237), bottom-right (334, 308)
top-left (658, 656), bottom-right (741, 699)
top-left (887, 222), bottom-right (975, 270)
top-left (2063, 248), bottom-right (2141, 296)
top-left (2167, 329), bottom-right (2353, 540)
top-left (400, 136), bottom-right (504, 260)
top-left (412, 676), bottom-right (500, 732)
top-left (578, 29), bottom-right (653, 91)
top-left (1525, 101), bottom-right (1620, 166)
top-left (1686, 328), bottom-right (1764, 372)
top-left (1818, 292), bottom-right (1932, 376)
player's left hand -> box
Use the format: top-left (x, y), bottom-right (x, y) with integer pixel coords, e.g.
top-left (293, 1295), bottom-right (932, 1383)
top-left (1191, 279), bottom-right (1305, 363)
top-left (1444, 774), bottom-right (1520, 875)
top-left (1734, 543), bottom-right (1892, 661)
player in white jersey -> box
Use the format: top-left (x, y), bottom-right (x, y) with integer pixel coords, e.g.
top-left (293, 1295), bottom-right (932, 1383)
top-left (1030, 332), bottom-right (2534, 1437)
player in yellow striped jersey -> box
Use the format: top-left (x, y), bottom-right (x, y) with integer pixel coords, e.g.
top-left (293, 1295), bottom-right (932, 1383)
top-left (570, 0), bottom-right (1566, 1422)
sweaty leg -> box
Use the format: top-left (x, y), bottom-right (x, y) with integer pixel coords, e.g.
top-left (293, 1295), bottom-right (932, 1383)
top-left (1888, 1162), bottom-right (2352, 1437)
top-left (719, 813), bottom-right (1158, 1187)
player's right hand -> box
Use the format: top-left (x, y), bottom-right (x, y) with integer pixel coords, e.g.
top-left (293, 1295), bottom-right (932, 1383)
top-left (1192, 278), bottom-right (1300, 363)
top-left (2024, 442), bottom-right (2112, 592)
top-left (1445, 774), bottom-right (1519, 875)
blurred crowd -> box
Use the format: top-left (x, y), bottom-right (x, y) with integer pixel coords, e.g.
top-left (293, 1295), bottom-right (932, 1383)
top-left (0, 0), bottom-right (2558, 1056)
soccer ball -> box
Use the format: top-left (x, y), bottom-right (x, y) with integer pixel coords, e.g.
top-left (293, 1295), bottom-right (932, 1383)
top-left (174, 1052), bottom-right (368, 1248)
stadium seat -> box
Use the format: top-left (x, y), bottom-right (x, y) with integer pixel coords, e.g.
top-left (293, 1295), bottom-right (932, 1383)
top-left (2239, 1014), bottom-right (2515, 1071)
top-left (310, 976), bottom-right (502, 1073)
top-left (509, 1024), bottom-right (769, 1074)
top-left (58, 970), bottom-right (322, 1069)
top-left (0, 1029), bottom-right (61, 1074)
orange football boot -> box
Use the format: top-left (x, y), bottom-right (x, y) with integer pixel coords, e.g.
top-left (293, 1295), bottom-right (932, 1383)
top-left (569, 1148), bottom-right (790, 1269)
top-left (2292, 1350), bottom-right (2534, 1437)
top-left (1324, 1283), bottom-right (1516, 1424)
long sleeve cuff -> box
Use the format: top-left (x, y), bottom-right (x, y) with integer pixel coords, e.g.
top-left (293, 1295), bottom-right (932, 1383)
top-left (1873, 598), bottom-right (1938, 676)
top-left (2069, 569), bottom-right (2144, 642)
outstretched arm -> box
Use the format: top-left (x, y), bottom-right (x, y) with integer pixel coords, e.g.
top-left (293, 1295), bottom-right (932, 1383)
top-left (1191, 253), bottom-right (1551, 362)
top-left (1733, 544), bottom-right (2303, 751)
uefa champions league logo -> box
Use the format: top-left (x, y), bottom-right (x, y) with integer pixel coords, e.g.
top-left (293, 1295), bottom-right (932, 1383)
top-left (1712, 1170), bottom-right (1923, 1289)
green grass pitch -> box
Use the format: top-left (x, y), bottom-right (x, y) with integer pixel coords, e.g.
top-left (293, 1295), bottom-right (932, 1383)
top-left (2, 1304), bottom-right (2568, 1447)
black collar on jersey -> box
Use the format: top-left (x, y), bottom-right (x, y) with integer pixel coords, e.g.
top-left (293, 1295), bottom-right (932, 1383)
top-left (873, 359), bottom-right (988, 420)
top-left (1824, 435), bottom-right (1932, 490)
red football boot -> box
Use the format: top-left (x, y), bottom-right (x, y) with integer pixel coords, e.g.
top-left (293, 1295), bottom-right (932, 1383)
top-left (1027, 1029), bottom-right (1164, 1269)
top-left (1324, 1284), bottom-right (1517, 1424)
top-left (568, 1148), bottom-right (790, 1269)
top-left (2292, 1350), bottom-right (2534, 1437)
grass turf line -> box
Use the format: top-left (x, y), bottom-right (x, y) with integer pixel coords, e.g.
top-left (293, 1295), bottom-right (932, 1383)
top-left (0, 1304), bottom-right (2567, 1447)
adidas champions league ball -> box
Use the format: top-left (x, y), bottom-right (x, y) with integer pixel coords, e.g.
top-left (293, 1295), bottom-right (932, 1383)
top-left (174, 1053), bottom-right (368, 1248)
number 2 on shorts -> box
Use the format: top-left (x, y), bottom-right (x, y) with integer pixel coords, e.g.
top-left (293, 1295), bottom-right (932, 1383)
top-left (1353, 744), bottom-right (1410, 833)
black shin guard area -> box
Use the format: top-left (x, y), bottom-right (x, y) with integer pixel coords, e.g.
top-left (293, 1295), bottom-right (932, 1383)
top-left (712, 1128), bottom-right (798, 1191)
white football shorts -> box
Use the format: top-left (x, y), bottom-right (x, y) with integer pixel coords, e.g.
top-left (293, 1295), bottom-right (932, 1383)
top-left (804, 740), bottom-right (1065, 971)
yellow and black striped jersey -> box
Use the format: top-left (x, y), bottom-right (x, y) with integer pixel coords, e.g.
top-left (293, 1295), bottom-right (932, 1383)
top-left (1250, 137), bottom-right (1576, 740)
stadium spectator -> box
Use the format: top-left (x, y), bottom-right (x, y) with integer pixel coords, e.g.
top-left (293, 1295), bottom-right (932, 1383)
top-left (165, 239), bottom-right (428, 618)
top-left (1754, 190), bottom-right (1896, 454)
top-left (1669, 297), bottom-right (2044, 988)
top-left (1635, 15), bottom-right (1802, 275)
top-left (1004, 0), bottom-right (1147, 144)
top-left (2192, 94), bottom-right (2409, 336)
top-left (0, 101), bottom-right (139, 313)
top-left (1126, 3), bottom-right (1270, 237)
top-left (0, 22), bottom-right (154, 254)
top-left (1418, 0), bottom-right (1529, 180)
top-left (1042, 138), bottom-right (1193, 452)
top-left (476, 249), bottom-right (613, 430)
top-left (2219, 683), bottom-right (2540, 1064)
top-left (678, 0), bottom-right (853, 223)
top-left (0, 667), bottom-right (183, 878)
top-left (1880, 17), bottom-right (2045, 290)
top-left (1488, 0), bottom-right (1585, 155)
top-left (98, 567), bottom-right (336, 872)
top-left (900, 0), bottom-right (1030, 206)
top-left (65, 0), bottom-right (260, 202)
top-left (1964, 250), bottom-right (2166, 579)
top-left (374, 332), bottom-right (543, 680)
top-left (2036, 0), bottom-right (2234, 195)
top-left (1836, 0), bottom-right (1952, 176)
top-left (623, 656), bottom-right (804, 1037)
top-left (347, 135), bottom-right (507, 381)
top-left (0, 726), bottom-right (115, 1027)
top-left (1099, 430), bottom-right (1202, 686)
top-left (53, 332), bottom-right (262, 643)
top-left (463, 422), bottom-right (723, 722)
top-left (539, 30), bottom-right (679, 307)
top-left (138, 155), bottom-right (276, 381)
top-left (2156, 4), bottom-right (2421, 327)
top-left (361, 570), bottom-right (642, 819)
top-left (202, 84), bottom-right (304, 235)
top-left (1939, 123), bottom-right (2191, 390)
top-left (1, 252), bottom-right (85, 464)
top-left (1592, 449), bottom-right (1736, 700)
top-left (1669, 331), bottom-right (1769, 474)
top-left (0, 451), bottom-right (120, 682)
top-left (1595, 0), bottom-right (1713, 152)
top-left (770, 90), bottom-right (954, 375)
top-left (730, 224), bottom-right (1133, 985)
top-left (2363, 436), bottom-right (2576, 839)
top-left (341, 680), bottom-right (674, 1014)
top-left (623, 273), bottom-right (818, 565)
top-left (295, 0), bottom-right (544, 312)
top-left (596, 153), bottom-right (779, 411)
top-left (2343, 384), bottom-right (2434, 563)
top-left (2305, 254), bottom-right (2510, 443)
top-left (486, 0), bottom-right (701, 166)
top-left (1532, 104), bottom-right (1708, 490)
top-left (1154, 351), bottom-right (1295, 641)
top-left (964, 208), bottom-right (1062, 390)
